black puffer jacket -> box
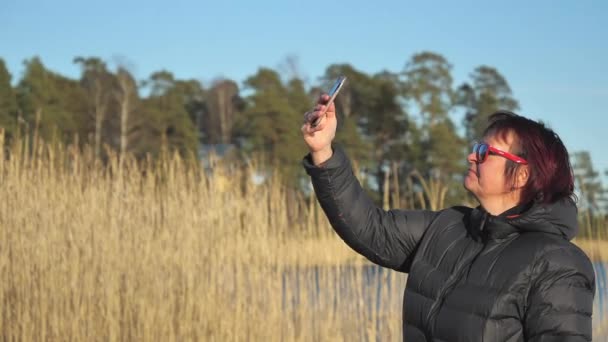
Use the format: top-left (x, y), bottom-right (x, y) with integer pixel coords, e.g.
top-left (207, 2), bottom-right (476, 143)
top-left (303, 146), bottom-right (596, 342)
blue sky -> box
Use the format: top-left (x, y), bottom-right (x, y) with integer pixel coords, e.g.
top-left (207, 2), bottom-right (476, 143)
top-left (1, 0), bottom-right (607, 175)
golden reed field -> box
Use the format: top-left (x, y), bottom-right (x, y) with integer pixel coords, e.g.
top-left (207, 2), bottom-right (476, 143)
top-left (0, 133), bottom-right (606, 341)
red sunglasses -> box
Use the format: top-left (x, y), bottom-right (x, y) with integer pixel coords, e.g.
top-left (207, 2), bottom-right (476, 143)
top-left (472, 142), bottom-right (528, 165)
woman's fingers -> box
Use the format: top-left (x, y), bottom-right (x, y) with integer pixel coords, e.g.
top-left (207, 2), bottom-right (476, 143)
top-left (303, 106), bottom-right (327, 125)
top-left (301, 116), bottom-right (325, 135)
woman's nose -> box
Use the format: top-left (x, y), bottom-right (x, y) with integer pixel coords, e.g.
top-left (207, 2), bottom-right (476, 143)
top-left (467, 152), bottom-right (477, 163)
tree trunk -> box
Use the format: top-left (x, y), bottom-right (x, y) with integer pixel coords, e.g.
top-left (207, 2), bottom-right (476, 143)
top-left (117, 74), bottom-right (132, 157)
top-left (93, 80), bottom-right (106, 159)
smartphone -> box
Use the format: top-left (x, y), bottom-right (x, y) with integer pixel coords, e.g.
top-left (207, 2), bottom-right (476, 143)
top-left (311, 75), bottom-right (347, 128)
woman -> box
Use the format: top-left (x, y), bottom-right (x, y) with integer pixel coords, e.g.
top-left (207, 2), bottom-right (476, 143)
top-left (301, 94), bottom-right (595, 341)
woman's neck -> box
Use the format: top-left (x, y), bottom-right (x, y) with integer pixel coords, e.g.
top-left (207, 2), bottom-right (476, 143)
top-left (480, 196), bottom-right (521, 216)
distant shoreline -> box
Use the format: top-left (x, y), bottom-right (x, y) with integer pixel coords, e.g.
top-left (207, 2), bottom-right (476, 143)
top-left (267, 237), bottom-right (608, 267)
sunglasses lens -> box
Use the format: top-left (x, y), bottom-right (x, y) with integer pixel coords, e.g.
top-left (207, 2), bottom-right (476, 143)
top-left (477, 144), bottom-right (488, 162)
top-left (473, 143), bottom-right (488, 163)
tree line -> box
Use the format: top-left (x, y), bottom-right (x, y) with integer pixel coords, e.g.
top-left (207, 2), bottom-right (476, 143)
top-left (0, 52), bottom-right (606, 213)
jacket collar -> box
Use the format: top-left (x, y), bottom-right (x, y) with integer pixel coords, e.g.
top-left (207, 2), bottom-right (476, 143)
top-left (469, 199), bottom-right (578, 241)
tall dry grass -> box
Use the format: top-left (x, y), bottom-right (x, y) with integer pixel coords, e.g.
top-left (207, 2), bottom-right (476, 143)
top-left (0, 133), bottom-right (406, 341)
top-left (0, 132), bottom-right (605, 341)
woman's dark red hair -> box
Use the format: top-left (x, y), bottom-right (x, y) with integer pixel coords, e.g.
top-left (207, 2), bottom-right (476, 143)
top-left (483, 111), bottom-right (575, 205)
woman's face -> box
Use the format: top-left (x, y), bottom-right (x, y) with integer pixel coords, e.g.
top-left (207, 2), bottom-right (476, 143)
top-left (464, 133), bottom-right (516, 204)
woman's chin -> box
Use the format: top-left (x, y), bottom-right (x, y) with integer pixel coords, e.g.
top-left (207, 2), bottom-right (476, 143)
top-left (463, 176), bottom-right (474, 190)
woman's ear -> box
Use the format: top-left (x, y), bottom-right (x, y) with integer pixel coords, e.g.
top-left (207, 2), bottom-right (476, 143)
top-left (514, 165), bottom-right (530, 189)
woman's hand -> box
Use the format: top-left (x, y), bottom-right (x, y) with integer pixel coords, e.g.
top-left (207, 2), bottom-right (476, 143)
top-left (301, 94), bottom-right (337, 165)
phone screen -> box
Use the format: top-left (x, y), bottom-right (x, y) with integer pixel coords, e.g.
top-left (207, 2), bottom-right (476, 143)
top-left (311, 76), bottom-right (346, 127)
top-left (327, 76), bottom-right (346, 98)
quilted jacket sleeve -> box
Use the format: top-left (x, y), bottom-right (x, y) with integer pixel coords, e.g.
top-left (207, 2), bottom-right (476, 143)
top-left (302, 145), bottom-right (438, 272)
top-left (524, 247), bottom-right (596, 341)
